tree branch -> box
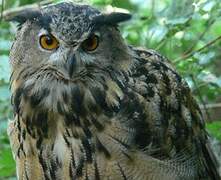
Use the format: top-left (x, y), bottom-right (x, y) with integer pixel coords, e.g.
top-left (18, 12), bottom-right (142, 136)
top-left (183, 19), bottom-right (216, 55)
top-left (200, 103), bottom-right (221, 109)
top-left (174, 35), bottom-right (221, 63)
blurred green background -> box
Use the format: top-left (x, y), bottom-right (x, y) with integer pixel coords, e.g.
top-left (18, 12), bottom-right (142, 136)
top-left (0, 0), bottom-right (221, 179)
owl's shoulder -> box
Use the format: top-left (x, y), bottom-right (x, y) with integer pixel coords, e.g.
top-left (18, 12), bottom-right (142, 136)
top-left (125, 45), bottom-right (206, 152)
top-left (129, 46), bottom-right (176, 72)
top-left (129, 45), bottom-right (185, 97)
top-left (127, 46), bottom-right (220, 178)
top-left (130, 46), bottom-right (167, 62)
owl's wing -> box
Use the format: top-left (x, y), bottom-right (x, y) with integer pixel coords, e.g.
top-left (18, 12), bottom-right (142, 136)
top-left (126, 46), bottom-right (220, 179)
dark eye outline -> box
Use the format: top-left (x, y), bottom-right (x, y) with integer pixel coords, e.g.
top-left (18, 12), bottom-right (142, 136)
top-left (81, 34), bottom-right (99, 52)
top-left (39, 34), bottom-right (59, 51)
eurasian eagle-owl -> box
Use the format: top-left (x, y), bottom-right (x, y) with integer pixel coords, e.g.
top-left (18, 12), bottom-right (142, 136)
top-left (8, 2), bottom-right (220, 180)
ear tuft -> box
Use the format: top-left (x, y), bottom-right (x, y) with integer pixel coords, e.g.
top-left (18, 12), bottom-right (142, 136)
top-left (5, 9), bottom-right (42, 24)
top-left (93, 12), bottom-right (132, 26)
top-left (5, 9), bottom-right (51, 30)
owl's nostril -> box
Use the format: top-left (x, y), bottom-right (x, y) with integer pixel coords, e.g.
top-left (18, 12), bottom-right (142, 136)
top-left (67, 54), bottom-right (77, 77)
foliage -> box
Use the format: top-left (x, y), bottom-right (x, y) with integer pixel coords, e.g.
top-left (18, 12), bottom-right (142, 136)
top-left (0, 131), bottom-right (16, 178)
top-left (207, 121), bottom-right (221, 141)
top-left (0, 0), bottom-right (220, 178)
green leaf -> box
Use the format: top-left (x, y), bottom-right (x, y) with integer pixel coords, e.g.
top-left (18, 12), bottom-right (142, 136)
top-left (19, 0), bottom-right (38, 6)
top-left (4, 0), bottom-right (19, 9)
top-left (194, 52), bottom-right (215, 65)
top-left (198, 71), bottom-right (220, 87)
top-left (112, 0), bottom-right (136, 10)
top-left (0, 85), bottom-right (10, 101)
top-left (147, 25), bottom-right (168, 42)
top-left (166, 17), bottom-right (190, 25)
top-left (161, 0), bottom-right (194, 19)
top-left (0, 39), bottom-right (12, 51)
top-left (202, 1), bottom-right (216, 12)
top-left (0, 55), bottom-right (11, 83)
top-left (0, 148), bottom-right (16, 177)
top-left (92, 0), bottom-right (112, 6)
top-left (206, 121), bottom-right (221, 141)
top-left (0, 121), bottom-right (8, 132)
top-left (216, 78), bottom-right (221, 87)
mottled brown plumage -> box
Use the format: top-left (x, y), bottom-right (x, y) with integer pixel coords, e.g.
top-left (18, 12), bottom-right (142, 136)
top-left (8, 2), bottom-right (220, 180)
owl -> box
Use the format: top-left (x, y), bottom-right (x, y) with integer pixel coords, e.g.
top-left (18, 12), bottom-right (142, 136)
top-left (7, 2), bottom-right (220, 180)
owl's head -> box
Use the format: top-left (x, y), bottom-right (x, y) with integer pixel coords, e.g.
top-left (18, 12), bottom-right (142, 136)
top-left (9, 2), bottom-right (132, 130)
top-left (10, 2), bottom-right (132, 78)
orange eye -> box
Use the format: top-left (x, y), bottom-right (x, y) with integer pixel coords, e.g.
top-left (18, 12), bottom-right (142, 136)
top-left (82, 35), bottom-right (99, 52)
top-left (39, 35), bottom-right (59, 50)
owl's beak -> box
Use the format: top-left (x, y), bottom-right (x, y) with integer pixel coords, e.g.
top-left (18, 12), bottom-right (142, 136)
top-left (67, 53), bottom-right (77, 77)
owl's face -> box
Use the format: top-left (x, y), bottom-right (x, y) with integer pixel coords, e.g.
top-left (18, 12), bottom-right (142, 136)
top-left (10, 2), bottom-right (132, 127)
top-left (10, 2), bottom-right (132, 79)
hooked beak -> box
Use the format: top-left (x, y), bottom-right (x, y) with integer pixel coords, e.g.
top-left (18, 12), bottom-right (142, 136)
top-left (66, 53), bottom-right (77, 77)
